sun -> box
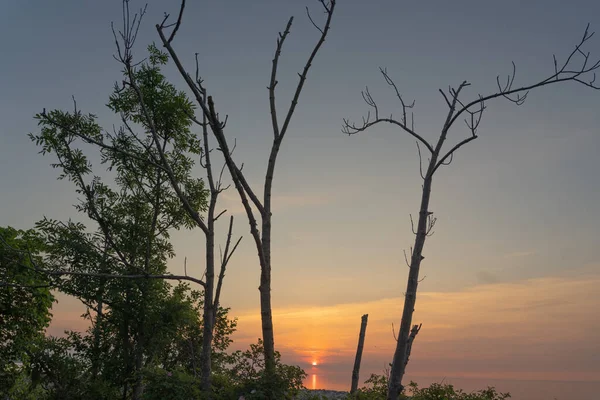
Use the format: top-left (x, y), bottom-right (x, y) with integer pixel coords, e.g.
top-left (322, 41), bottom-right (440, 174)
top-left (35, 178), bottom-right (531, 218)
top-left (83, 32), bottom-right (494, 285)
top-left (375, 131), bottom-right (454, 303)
top-left (311, 361), bottom-right (318, 366)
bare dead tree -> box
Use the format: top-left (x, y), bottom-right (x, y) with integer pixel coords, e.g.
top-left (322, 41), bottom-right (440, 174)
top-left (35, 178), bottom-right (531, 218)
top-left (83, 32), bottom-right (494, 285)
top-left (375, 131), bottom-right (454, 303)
top-left (343, 25), bottom-right (600, 400)
top-left (155, 0), bottom-right (337, 379)
top-left (350, 314), bottom-right (369, 394)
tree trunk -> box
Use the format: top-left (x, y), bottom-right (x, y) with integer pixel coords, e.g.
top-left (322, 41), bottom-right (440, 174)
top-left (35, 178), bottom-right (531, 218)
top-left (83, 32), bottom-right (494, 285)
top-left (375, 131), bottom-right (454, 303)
top-left (387, 174), bottom-right (433, 400)
top-left (132, 337), bottom-right (144, 400)
top-left (350, 314), bottom-right (369, 394)
top-left (201, 229), bottom-right (216, 395)
top-left (132, 283), bottom-right (148, 400)
top-left (260, 222), bottom-right (276, 377)
top-left (90, 295), bottom-right (104, 381)
top-left (261, 144), bottom-right (278, 378)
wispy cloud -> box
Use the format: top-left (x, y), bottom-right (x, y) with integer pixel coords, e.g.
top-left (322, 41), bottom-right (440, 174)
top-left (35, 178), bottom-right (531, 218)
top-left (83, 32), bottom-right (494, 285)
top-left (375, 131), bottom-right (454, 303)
top-left (47, 270), bottom-right (600, 384)
top-left (231, 271), bottom-right (600, 382)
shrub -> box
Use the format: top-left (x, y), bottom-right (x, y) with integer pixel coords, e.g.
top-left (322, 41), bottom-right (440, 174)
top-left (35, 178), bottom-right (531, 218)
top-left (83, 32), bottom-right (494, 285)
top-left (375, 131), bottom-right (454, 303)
top-left (141, 366), bottom-right (202, 400)
top-left (348, 374), bottom-right (511, 400)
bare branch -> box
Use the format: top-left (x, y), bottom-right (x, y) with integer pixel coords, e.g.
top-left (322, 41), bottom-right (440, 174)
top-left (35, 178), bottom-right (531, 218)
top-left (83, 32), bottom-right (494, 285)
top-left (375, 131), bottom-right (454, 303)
top-left (431, 135), bottom-right (478, 176)
top-left (343, 80), bottom-right (434, 153)
top-left (214, 216), bottom-right (243, 309)
top-left (167, 0), bottom-right (186, 44)
top-left (277, 0), bottom-right (336, 141)
top-left (268, 17), bottom-right (293, 140)
top-left (380, 67), bottom-right (415, 128)
top-left (439, 88), bottom-right (452, 108)
top-left (214, 209), bottom-right (227, 222)
top-left (305, 7), bottom-right (323, 35)
top-left (415, 141), bottom-right (426, 180)
top-left (403, 249), bottom-right (410, 268)
top-left (0, 282), bottom-right (51, 289)
top-left (47, 269), bottom-right (206, 287)
top-left (232, 164), bottom-right (266, 216)
top-left (449, 25), bottom-right (600, 130)
top-left (409, 214), bottom-right (416, 235)
top-left (426, 213), bottom-right (437, 237)
top-left (404, 323), bottom-right (422, 369)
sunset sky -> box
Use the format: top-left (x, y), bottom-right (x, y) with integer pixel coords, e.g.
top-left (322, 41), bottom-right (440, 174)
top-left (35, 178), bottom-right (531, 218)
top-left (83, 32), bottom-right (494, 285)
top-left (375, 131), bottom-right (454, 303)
top-left (1, 1), bottom-right (600, 399)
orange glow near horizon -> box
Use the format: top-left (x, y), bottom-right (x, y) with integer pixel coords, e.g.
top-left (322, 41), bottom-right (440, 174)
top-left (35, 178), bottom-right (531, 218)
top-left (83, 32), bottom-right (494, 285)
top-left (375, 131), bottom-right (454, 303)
top-left (47, 271), bottom-right (600, 389)
top-left (220, 272), bottom-right (600, 387)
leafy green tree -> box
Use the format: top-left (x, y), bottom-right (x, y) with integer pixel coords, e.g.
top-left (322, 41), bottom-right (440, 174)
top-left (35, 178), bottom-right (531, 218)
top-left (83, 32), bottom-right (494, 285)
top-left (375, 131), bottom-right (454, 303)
top-left (29, 37), bottom-right (208, 397)
top-left (0, 227), bottom-right (54, 395)
top-left (34, 3), bottom-right (242, 394)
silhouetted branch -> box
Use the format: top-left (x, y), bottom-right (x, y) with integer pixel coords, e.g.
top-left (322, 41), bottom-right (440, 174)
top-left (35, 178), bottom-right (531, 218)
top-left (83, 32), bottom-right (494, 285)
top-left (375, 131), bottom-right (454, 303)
top-left (342, 77), bottom-right (433, 153)
top-left (47, 270), bottom-right (206, 287)
top-left (268, 17), bottom-right (293, 139)
top-left (403, 323), bottom-right (422, 368)
top-left (214, 216), bottom-right (242, 309)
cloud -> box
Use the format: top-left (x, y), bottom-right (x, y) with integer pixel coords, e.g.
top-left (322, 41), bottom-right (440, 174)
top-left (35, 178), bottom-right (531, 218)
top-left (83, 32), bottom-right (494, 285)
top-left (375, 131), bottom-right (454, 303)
top-left (46, 269), bottom-right (600, 386)
top-left (231, 271), bottom-right (600, 383)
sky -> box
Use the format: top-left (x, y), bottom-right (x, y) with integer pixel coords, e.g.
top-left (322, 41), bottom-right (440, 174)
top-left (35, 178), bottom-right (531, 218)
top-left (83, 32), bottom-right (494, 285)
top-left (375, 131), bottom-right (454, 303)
top-left (1, 0), bottom-right (600, 399)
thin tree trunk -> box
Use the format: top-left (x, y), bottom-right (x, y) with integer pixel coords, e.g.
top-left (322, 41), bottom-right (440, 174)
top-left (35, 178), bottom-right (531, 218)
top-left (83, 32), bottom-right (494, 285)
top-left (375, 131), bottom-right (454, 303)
top-left (155, 1), bottom-right (336, 390)
top-left (90, 295), bottom-right (104, 380)
top-left (350, 314), bottom-right (369, 394)
top-left (92, 243), bottom-right (109, 381)
top-left (260, 142), bottom-right (279, 376)
top-left (122, 292), bottom-right (131, 400)
top-left (132, 336), bottom-right (144, 400)
top-left (259, 255), bottom-right (275, 375)
top-left (201, 227), bottom-right (216, 394)
top-left (132, 283), bottom-right (147, 400)
top-left (387, 154), bottom-right (437, 400)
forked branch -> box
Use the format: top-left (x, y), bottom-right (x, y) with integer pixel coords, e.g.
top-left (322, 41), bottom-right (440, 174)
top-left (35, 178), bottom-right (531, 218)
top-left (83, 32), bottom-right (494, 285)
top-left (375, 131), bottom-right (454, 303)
top-left (342, 71), bottom-right (433, 154)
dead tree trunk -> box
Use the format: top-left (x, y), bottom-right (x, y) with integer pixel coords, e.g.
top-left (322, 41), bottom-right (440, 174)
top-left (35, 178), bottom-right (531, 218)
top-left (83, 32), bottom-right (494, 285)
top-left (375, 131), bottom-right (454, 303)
top-left (343, 25), bottom-right (600, 400)
top-left (350, 314), bottom-right (369, 394)
top-left (155, 0), bottom-right (337, 382)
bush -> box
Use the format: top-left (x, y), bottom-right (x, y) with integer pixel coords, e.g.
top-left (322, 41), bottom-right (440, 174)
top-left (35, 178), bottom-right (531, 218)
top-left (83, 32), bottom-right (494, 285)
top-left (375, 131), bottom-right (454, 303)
top-left (351, 373), bottom-right (389, 399)
top-left (223, 339), bottom-right (307, 399)
top-left (348, 374), bottom-right (511, 400)
top-left (141, 366), bottom-right (202, 400)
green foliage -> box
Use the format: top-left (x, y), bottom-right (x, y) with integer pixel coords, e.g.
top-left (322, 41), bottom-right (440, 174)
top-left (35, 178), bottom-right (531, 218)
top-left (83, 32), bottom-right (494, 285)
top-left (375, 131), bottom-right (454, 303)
top-left (406, 381), bottom-right (511, 400)
top-left (347, 374), bottom-right (511, 400)
top-left (350, 373), bottom-right (389, 399)
top-left (25, 41), bottom-right (212, 399)
top-left (222, 339), bottom-right (307, 399)
top-left (5, 371), bottom-right (49, 400)
top-left (0, 226), bottom-right (54, 395)
top-left (15, 36), bottom-right (313, 400)
top-left (141, 366), bottom-right (201, 400)
top-left (23, 335), bottom-right (118, 400)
